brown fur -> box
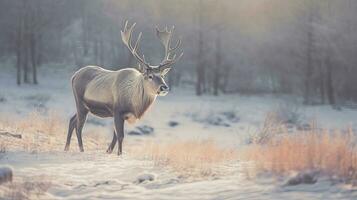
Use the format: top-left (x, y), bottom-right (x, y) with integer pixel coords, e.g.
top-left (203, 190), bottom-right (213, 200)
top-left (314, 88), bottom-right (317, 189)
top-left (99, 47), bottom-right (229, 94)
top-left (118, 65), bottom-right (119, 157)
top-left (64, 66), bottom-right (163, 154)
top-left (65, 21), bottom-right (182, 155)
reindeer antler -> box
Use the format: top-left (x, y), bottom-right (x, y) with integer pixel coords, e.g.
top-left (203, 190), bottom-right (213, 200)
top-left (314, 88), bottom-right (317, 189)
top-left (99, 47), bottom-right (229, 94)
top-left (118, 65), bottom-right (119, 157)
top-left (121, 21), bottom-right (151, 69)
top-left (156, 26), bottom-right (183, 70)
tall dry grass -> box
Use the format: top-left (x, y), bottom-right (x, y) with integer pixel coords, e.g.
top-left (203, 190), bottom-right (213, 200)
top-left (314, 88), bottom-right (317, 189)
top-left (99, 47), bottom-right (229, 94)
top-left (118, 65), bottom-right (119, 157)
top-left (0, 110), bottom-right (106, 152)
top-left (0, 177), bottom-right (52, 200)
top-left (130, 139), bottom-right (237, 177)
top-left (244, 119), bottom-right (357, 182)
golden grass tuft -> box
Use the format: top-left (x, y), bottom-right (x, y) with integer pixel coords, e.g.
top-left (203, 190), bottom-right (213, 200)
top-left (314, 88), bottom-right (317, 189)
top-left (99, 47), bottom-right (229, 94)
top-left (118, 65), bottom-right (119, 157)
top-left (243, 122), bottom-right (357, 182)
top-left (0, 176), bottom-right (52, 200)
top-left (129, 139), bottom-right (237, 177)
top-left (17, 110), bottom-right (65, 136)
top-left (0, 110), bottom-right (106, 152)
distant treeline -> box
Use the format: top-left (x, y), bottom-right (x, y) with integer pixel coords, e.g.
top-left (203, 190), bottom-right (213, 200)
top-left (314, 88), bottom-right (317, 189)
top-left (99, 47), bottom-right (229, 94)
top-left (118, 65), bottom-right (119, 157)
top-left (0, 0), bottom-right (357, 105)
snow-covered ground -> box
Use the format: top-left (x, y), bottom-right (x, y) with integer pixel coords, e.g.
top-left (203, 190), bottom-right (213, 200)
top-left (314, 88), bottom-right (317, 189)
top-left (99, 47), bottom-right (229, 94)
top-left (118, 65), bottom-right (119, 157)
top-left (1, 67), bottom-right (357, 199)
top-left (3, 151), bottom-right (357, 200)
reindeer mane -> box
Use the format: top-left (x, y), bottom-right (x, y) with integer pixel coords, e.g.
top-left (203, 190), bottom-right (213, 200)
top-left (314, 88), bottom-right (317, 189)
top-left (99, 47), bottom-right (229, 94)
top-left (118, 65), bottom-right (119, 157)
top-left (114, 69), bottom-right (156, 119)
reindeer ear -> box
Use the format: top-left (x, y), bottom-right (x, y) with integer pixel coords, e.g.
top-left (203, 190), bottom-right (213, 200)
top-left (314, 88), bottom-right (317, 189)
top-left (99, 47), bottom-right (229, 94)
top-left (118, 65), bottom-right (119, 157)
top-left (138, 64), bottom-right (146, 74)
top-left (161, 67), bottom-right (171, 76)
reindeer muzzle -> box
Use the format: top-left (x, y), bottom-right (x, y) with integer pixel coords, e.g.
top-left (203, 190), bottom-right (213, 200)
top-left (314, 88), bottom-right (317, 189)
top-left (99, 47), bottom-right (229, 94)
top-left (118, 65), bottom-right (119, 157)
top-left (158, 85), bottom-right (169, 96)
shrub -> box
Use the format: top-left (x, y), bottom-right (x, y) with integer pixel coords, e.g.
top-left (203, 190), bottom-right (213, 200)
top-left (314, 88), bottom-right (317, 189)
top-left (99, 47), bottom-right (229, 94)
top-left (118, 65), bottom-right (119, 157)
top-left (244, 122), bottom-right (357, 183)
top-left (130, 139), bottom-right (237, 177)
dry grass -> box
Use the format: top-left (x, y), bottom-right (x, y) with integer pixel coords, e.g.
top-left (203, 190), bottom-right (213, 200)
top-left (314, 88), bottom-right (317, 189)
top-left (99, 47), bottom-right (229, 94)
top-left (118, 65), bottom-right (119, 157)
top-left (248, 112), bottom-right (286, 144)
top-left (0, 110), bottom-right (106, 152)
top-left (0, 176), bottom-right (52, 200)
top-left (129, 139), bottom-right (237, 177)
top-left (243, 119), bottom-right (357, 182)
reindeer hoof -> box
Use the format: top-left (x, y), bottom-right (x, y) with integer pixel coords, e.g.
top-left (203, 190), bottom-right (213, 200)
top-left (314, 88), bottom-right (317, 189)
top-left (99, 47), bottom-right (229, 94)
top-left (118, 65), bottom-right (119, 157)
top-left (64, 146), bottom-right (69, 151)
top-left (106, 149), bottom-right (113, 154)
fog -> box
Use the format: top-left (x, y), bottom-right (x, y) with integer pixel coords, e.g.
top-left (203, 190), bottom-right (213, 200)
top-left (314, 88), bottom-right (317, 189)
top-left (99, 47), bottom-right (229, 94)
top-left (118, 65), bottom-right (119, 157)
top-left (2, 1), bottom-right (357, 199)
top-left (1, 0), bottom-right (357, 104)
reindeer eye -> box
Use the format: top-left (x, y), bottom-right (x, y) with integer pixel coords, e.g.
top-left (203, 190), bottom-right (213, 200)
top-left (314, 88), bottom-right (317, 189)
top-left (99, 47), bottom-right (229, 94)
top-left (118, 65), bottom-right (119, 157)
top-left (148, 75), bottom-right (153, 79)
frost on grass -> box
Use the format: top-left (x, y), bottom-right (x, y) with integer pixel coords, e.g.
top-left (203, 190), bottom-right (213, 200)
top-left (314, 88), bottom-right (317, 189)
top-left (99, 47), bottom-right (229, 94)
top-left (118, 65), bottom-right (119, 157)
top-left (130, 139), bottom-right (237, 178)
top-left (273, 102), bottom-right (316, 132)
top-left (247, 105), bottom-right (308, 145)
top-left (275, 101), bottom-right (303, 126)
top-left (247, 112), bottom-right (286, 144)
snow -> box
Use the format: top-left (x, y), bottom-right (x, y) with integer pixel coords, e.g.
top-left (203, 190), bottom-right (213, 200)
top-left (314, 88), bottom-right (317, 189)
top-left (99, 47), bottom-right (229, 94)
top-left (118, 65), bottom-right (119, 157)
top-left (2, 152), bottom-right (356, 200)
top-left (1, 67), bottom-right (357, 199)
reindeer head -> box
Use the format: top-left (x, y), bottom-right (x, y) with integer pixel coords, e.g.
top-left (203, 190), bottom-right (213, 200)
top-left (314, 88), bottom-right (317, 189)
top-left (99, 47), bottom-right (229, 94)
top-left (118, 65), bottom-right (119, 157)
top-left (121, 21), bottom-right (183, 96)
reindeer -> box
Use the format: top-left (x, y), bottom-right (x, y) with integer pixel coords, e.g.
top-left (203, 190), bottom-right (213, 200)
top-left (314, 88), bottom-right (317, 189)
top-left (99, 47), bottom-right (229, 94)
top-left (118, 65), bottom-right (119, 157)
top-left (64, 21), bottom-right (183, 155)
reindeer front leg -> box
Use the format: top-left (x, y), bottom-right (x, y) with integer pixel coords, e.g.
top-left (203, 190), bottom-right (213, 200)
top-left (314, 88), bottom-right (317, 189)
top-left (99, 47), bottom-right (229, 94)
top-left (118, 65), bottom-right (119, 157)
top-left (114, 112), bottom-right (124, 156)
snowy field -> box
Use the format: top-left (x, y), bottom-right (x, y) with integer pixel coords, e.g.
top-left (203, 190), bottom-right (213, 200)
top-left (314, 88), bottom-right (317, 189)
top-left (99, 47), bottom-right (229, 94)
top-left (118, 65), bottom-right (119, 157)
top-left (1, 67), bottom-right (357, 199)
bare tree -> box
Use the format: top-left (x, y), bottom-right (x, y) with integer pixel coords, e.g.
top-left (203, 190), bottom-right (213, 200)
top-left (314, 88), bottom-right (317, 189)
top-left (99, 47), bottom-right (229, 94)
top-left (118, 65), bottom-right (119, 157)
top-left (302, 0), bottom-right (317, 104)
top-left (196, 0), bottom-right (205, 96)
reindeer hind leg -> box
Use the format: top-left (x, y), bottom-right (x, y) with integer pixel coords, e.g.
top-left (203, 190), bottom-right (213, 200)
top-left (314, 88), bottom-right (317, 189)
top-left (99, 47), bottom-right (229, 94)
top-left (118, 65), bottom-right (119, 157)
top-left (75, 108), bottom-right (88, 152)
top-left (64, 114), bottom-right (77, 151)
top-left (114, 113), bottom-right (124, 156)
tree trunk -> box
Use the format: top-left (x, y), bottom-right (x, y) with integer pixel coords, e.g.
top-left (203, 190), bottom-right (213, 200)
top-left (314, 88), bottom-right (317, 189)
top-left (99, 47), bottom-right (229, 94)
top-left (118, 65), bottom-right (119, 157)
top-left (94, 38), bottom-right (99, 65)
top-left (196, 66), bottom-right (204, 96)
top-left (36, 35), bottom-right (42, 67)
top-left (221, 65), bottom-right (232, 93)
top-left (16, 48), bottom-right (22, 85)
top-left (318, 64), bottom-right (325, 104)
top-left (303, 67), bottom-right (312, 104)
top-left (81, 5), bottom-right (89, 57)
top-left (73, 42), bottom-right (82, 68)
top-left (213, 32), bottom-right (221, 96)
top-left (325, 1), bottom-right (335, 106)
top-left (22, 0), bottom-right (30, 84)
top-left (303, 7), bottom-right (314, 105)
top-left (168, 69), bottom-right (174, 90)
top-left (108, 27), bottom-right (117, 66)
top-left (30, 33), bottom-right (38, 84)
top-left (196, 0), bottom-right (204, 96)
top-left (326, 59), bottom-right (335, 105)
top-left (16, 13), bottom-right (23, 86)
top-left (99, 37), bottom-right (104, 66)
top-left (23, 44), bottom-right (30, 83)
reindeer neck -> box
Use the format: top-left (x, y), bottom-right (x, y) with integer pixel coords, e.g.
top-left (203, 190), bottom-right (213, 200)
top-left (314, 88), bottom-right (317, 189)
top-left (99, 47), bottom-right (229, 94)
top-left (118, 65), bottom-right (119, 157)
top-left (132, 76), bottom-right (157, 119)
